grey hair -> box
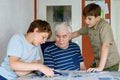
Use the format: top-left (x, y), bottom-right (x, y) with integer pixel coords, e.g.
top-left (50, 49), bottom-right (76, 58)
top-left (55, 22), bottom-right (72, 33)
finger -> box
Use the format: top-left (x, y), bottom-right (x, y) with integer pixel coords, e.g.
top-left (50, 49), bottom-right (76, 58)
top-left (46, 72), bottom-right (54, 78)
top-left (87, 68), bottom-right (95, 72)
top-left (51, 68), bottom-right (54, 71)
top-left (87, 68), bottom-right (92, 72)
top-left (92, 68), bottom-right (97, 72)
top-left (45, 74), bottom-right (52, 78)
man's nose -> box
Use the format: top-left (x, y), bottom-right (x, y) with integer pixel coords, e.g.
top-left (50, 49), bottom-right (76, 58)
top-left (59, 37), bottom-right (63, 41)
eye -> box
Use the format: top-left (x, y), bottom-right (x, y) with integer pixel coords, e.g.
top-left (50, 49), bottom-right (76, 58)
top-left (63, 35), bottom-right (67, 38)
top-left (42, 36), bottom-right (47, 40)
top-left (42, 36), bottom-right (45, 39)
top-left (56, 35), bottom-right (60, 38)
top-left (88, 18), bottom-right (92, 20)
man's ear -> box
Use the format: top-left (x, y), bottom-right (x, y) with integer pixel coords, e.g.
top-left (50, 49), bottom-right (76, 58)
top-left (69, 33), bottom-right (72, 41)
top-left (34, 28), bottom-right (39, 32)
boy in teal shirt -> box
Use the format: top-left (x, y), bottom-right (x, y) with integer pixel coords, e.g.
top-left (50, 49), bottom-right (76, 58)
top-left (0, 19), bottom-right (54, 80)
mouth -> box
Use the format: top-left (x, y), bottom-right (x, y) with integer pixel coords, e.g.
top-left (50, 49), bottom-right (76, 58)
top-left (87, 24), bottom-right (92, 27)
top-left (59, 43), bottom-right (64, 45)
top-left (87, 24), bottom-right (90, 26)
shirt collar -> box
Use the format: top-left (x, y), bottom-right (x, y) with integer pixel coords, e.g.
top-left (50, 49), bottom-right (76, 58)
top-left (91, 18), bottom-right (103, 30)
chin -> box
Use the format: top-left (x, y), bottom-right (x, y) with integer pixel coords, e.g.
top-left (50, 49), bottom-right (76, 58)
top-left (57, 45), bottom-right (63, 48)
top-left (35, 44), bottom-right (40, 46)
top-left (88, 25), bottom-right (92, 27)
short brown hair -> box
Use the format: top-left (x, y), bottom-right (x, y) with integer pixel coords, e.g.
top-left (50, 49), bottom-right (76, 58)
top-left (27, 19), bottom-right (52, 39)
top-left (83, 3), bottom-right (101, 17)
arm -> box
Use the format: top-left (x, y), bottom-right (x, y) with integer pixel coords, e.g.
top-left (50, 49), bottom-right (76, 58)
top-left (74, 43), bottom-right (86, 71)
top-left (15, 71), bottom-right (31, 76)
top-left (98, 43), bottom-right (109, 70)
top-left (15, 61), bottom-right (39, 76)
top-left (43, 49), bottom-right (55, 69)
top-left (71, 27), bottom-right (88, 39)
top-left (87, 43), bottom-right (109, 72)
top-left (80, 62), bottom-right (86, 70)
top-left (9, 56), bottom-right (54, 77)
top-left (71, 31), bottom-right (80, 39)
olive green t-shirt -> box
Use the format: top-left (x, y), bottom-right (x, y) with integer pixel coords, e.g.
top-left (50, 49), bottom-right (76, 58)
top-left (77, 19), bottom-right (120, 68)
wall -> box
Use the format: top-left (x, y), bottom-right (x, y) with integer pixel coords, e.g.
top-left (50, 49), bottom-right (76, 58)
top-left (0, 0), bottom-right (34, 63)
top-left (37, 0), bottom-right (82, 47)
top-left (111, 0), bottom-right (120, 52)
top-left (0, 0), bottom-right (120, 69)
top-left (37, 0), bottom-right (82, 63)
top-left (111, 0), bottom-right (120, 70)
top-left (37, 0), bottom-right (120, 69)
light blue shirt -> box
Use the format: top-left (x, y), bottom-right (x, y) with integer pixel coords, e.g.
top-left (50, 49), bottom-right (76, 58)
top-left (0, 34), bottom-right (40, 80)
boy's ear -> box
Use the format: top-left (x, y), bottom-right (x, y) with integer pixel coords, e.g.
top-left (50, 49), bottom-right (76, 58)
top-left (34, 28), bottom-right (39, 32)
top-left (96, 16), bottom-right (101, 21)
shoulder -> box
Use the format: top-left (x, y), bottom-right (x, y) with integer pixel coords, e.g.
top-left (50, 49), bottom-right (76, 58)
top-left (97, 19), bottom-right (111, 32)
top-left (44, 43), bottom-right (55, 51)
top-left (70, 42), bottom-right (78, 45)
top-left (99, 19), bottom-right (110, 27)
top-left (7, 34), bottom-right (26, 49)
top-left (69, 42), bottom-right (81, 52)
top-left (69, 42), bottom-right (80, 48)
top-left (11, 34), bottom-right (23, 40)
top-left (9, 34), bottom-right (23, 42)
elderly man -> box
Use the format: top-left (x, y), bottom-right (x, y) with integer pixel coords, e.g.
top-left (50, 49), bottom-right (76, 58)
top-left (43, 22), bottom-right (86, 70)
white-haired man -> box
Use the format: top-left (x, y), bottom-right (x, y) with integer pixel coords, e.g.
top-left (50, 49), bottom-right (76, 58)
top-left (43, 22), bottom-right (86, 70)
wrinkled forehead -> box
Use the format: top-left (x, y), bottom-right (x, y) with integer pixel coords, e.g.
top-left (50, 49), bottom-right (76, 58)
top-left (56, 28), bottom-right (70, 35)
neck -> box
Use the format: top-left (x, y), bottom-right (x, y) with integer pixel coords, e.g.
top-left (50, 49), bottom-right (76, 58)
top-left (25, 33), bottom-right (33, 44)
top-left (55, 43), bottom-right (69, 49)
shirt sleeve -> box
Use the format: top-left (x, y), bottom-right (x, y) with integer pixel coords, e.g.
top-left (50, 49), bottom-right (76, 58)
top-left (100, 23), bottom-right (113, 44)
top-left (75, 44), bottom-right (84, 62)
top-left (77, 26), bottom-right (88, 35)
top-left (72, 43), bottom-right (84, 67)
top-left (7, 35), bottom-right (23, 58)
top-left (43, 48), bottom-right (55, 69)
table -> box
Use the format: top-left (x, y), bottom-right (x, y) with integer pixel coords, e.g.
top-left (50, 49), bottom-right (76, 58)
top-left (18, 70), bottom-right (120, 80)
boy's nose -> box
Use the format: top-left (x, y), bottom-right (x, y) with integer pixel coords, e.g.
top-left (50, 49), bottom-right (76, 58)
top-left (85, 19), bottom-right (89, 24)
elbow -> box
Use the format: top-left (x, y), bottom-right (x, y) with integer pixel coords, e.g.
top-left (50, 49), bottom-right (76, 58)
top-left (9, 60), bottom-right (19, 71)
top-left (9, 56), bottom-right (20, 71)
top-left (80, 62), bottom-right (86, 70)
top-left (10, 63), bottom-right (17, 70)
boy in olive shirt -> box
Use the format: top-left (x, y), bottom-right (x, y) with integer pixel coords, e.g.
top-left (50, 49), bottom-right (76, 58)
top-left (72, 3), bottom-right (120, 72)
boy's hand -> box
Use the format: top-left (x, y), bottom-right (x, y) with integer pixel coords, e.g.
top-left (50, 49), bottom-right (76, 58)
top-left (38, 64), bottom-right (54, 78)
top-left (87, 67), bottom-right (103, 72)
